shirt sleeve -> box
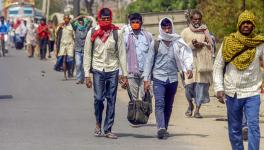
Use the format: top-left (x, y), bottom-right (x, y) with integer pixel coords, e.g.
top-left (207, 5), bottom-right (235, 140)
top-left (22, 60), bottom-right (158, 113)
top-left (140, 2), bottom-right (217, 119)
top-left (213, 43), bottom-right (225, 92)
top-left (179, 39), bottom-right (193, 72)
top-left (118, 30), bottom-right (128, 76)
top-left (83, 29), bottom-right (92, 77)
top-left (143, 41), bottom-right (155, 81)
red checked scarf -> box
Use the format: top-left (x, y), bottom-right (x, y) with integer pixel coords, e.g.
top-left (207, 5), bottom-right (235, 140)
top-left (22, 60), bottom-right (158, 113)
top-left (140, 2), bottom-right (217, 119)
top-left (91, 8), bottom-right (119, 43)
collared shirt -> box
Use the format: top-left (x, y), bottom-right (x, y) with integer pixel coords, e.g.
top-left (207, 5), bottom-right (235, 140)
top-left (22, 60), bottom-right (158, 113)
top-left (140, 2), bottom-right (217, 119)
top-left (124, 30), bottom-right (152, 71)
top-left (83, 25), bottom-right (128, 77)
top-left (143, 41), bottom-right (178, 83)
top-left (213, 43), bottom-right (264, 99)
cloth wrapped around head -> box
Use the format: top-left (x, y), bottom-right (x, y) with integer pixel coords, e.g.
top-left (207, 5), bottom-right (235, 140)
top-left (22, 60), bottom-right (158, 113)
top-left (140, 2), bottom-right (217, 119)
top-left (222, 10), bottom-right (264, 71)
top-left (91, 8), bottom-right (119, 43)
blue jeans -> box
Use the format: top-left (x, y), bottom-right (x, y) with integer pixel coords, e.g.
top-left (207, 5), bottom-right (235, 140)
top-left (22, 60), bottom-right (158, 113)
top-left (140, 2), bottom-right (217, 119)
top-left (75, 51), bottom-right (84, 82)
top-left (226, 95), bottom-right (260, 150)
top-left (153, 78), bottom-right (178, 130)
top-left (93, 69), bottom-right (119, 134)
top-left (39, 39), bottom-right (48, 59)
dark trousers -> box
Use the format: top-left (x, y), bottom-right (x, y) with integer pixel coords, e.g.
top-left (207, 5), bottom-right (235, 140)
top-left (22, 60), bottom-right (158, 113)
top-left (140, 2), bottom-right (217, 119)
top-left (93, 69), bottom-right (119, 133)
top-left (49, 40), bottom-right (55, 52)
top-left (153, 78), bottom-right (178, 129)
top-left (226, 95), bottom-right (260, 150)
top-left (39, 39), bottom-right (48, 59)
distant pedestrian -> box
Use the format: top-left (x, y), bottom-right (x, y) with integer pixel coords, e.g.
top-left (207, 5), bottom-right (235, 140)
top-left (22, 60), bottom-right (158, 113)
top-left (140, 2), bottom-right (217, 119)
top-left (54, 14), bottom-right (75, 80)
top-left (48, 20), bottom-right (55, 58)
top-left (71, 15), bottom-right (92, 84)
top-left (213, 10), bottom-right (264, 150)
top-left (15, 19), bottom-right (27, 50)
top-left (26, 20), bottom-right (37, 57)
top-left (37, 18), bottom-right (49, 60)
top-left (143, 18), bottom-right (193, 139)
top-left (83, 8), bottom-right (128, 139)
top-left (181, 10), bottom-right (213, 118)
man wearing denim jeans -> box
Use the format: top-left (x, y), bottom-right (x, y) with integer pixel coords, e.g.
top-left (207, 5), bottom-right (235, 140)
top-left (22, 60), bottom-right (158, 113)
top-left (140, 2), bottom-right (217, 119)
top-left (83, 8), bottom-right (128, 139)
top-left (143, 18), bottom-right (193, 139)
top-left (72, 15), bottom-right (92, 84)
top-left (213, 10), bottom-right (264, 150)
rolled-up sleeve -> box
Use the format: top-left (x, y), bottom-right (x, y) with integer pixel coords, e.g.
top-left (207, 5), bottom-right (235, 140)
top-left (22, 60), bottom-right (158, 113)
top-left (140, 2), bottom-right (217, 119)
top-left (213, 43), bottom-right (225, 92)
top-left (118, 30), bottom-right (128, 76)
top-left (179, 39), bottom-right (193, 72)
top-left (83, 29), bottom-right (92, 77)
top-left (143, 41), bottom-right (155, 81)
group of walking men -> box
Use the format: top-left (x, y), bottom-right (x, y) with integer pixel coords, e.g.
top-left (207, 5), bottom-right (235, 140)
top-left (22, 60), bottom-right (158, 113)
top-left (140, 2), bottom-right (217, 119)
top-left (50, 7), bottom-right (263, 150)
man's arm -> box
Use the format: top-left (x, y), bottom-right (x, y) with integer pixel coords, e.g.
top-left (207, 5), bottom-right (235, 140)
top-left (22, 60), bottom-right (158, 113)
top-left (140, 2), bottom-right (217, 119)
top-left (118, 30), bottom-right (128, 77)
top-left (178, 38), bottom-right (193, 72)
top-left (213, 43), bottom-right (226, 103)
top-left (143, 41), bottom-right (155, 81)
top-left (83, 30), bottom-right (92, 78)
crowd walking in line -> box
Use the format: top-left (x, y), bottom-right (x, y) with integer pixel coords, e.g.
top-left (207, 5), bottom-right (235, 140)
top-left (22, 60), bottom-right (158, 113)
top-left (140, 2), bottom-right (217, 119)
top-left (1, 7), bottom-right (264, 150)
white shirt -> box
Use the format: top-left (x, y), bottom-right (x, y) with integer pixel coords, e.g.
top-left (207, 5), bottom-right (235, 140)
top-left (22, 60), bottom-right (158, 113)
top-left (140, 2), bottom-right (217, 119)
top-left (213, 43), bottom-right (264, 99)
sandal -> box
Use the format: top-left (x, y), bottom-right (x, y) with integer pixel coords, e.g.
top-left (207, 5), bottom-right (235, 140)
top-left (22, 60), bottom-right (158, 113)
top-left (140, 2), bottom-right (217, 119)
top-left (185, 107), bottom-right (193, 117)
top-left (105, 132), bottom-right (118, 139)
top-left (194, 112), bottom-right (203, 118)
top-left (94, 128), bottom-right (102, 137)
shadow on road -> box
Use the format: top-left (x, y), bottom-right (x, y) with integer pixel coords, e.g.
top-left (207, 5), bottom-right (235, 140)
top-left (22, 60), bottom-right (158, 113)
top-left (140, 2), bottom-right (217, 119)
top-left (0, 95), bottom-right (13, 100)
top-left (116, 132), bottom-right (208, 139)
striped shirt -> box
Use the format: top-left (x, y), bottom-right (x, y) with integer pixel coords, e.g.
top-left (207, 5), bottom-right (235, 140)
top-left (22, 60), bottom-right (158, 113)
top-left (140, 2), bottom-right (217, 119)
top-left (213, 43), bottom-right (264, 99)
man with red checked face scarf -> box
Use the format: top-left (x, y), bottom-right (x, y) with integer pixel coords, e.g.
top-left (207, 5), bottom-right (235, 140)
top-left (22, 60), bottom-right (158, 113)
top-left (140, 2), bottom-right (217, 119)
top-left (83, 8), bottom-right (128, 139)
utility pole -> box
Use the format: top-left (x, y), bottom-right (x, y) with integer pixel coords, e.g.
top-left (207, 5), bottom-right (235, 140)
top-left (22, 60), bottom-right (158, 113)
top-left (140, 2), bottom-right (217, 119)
top-left (42, 0), bottom-right (47, 15)
top-left (242, 0), bottom-right (246, 11)
top-left (73, 0), bottom-right (80, 17)
top-left (46, 0), bottom-right (50, 20)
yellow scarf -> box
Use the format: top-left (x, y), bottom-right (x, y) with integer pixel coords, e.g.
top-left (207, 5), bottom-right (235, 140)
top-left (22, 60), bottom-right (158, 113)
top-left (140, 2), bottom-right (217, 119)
top-left (223, 10), bottom-right (264, 71)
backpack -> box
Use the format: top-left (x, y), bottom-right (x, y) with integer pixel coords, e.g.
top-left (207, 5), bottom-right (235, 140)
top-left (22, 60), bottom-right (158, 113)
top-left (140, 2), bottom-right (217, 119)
top-left (89, 28), bottom-right (118, 73)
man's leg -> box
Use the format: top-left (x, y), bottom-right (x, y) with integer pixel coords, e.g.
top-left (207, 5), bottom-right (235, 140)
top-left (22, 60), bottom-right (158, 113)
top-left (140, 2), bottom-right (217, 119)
top-left (75, 52), bottom-right (83, 83)
top-left (103, 70), bottom-right (119, 135)
top-left (226, 95), bottom-right (244, 150)
top-left (127, 74), bottom-right (140, 101)
top-left (39, 40), bottom-right (44, 59)
top-left (184, 84), bottom-right (194, 117)
top-left (242, 111), bottom-right (248, 141)
top-left (92, 70), bottom-right (106, 135)
top-left (153, 79), bottom-right (167, 139)
top-left (164, 81), bottom-right (178, 130)
top-left (244, 95), bottom-right (260, 150)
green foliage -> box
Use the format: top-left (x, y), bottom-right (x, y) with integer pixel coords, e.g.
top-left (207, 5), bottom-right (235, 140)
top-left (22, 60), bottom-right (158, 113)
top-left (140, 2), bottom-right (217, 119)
top-left (35, 0), bottom-right (62, 16)
top-left (197, 0), bottom-right (264, 42)
top-left (127, 0), bottom-right (197, 14)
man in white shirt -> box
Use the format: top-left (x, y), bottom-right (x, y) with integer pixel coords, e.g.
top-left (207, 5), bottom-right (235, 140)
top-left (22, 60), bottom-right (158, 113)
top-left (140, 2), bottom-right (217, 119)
top-left (213, 10), bottom-right (264, 150)
top-left (83, 8), bottom-right (128, 139)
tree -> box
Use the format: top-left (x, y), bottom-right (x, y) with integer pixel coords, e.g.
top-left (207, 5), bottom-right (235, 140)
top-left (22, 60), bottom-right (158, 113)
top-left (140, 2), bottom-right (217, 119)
top-left (73, 0), bottom-right (80, 17)
top-left (84, 0), bottom-right (94, 16)
top-left (197, 0), bottom-right (264, 41)
top-left (126, 0), bottom-right (197, 14)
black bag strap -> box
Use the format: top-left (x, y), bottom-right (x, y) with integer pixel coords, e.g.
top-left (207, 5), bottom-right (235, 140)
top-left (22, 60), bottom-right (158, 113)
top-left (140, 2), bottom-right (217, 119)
top-left (151, 40), bottom-right (160, 79)
top-left (113, 29), bottom-right (118, 52)
top-left (223, 46), bottom-right (249, 75)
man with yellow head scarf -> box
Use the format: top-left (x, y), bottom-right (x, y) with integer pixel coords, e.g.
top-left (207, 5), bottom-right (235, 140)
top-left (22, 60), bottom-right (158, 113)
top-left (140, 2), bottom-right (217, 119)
top-left (213, 10), bottom-right (264, 150)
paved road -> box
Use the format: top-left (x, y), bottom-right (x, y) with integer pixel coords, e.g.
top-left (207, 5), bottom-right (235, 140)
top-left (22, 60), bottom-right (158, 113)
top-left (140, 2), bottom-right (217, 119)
top-left (0, 49), bottom-right (196, 150)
